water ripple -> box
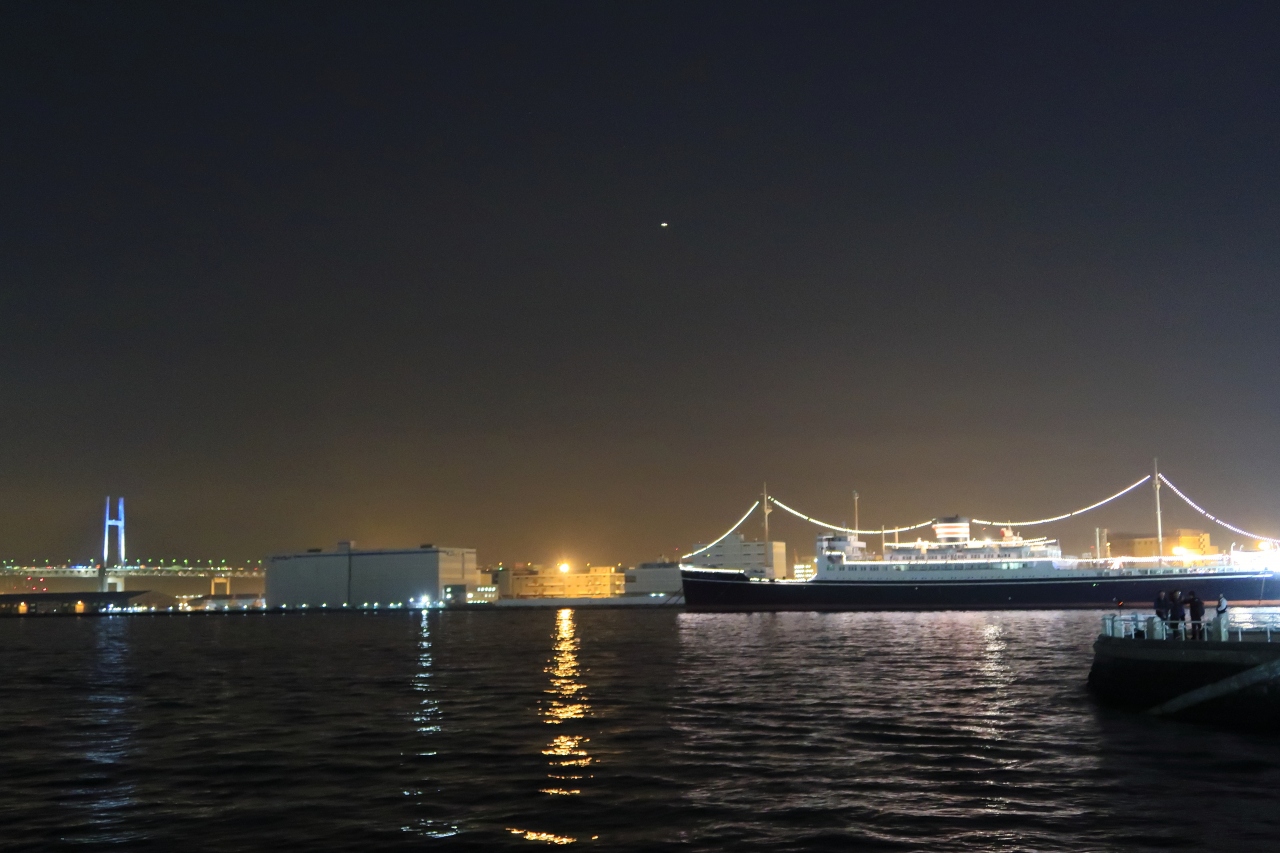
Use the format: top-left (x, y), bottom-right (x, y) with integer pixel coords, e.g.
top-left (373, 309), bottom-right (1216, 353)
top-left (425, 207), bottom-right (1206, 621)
top-left (2, 609), bottom-right (1279, 851)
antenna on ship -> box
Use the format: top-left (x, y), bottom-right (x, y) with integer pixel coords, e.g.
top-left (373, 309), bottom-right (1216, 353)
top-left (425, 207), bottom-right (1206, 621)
top-left (762, 482), bottom-right (771, 543)
top-left (1153, 458), bottom-right (1164, 564)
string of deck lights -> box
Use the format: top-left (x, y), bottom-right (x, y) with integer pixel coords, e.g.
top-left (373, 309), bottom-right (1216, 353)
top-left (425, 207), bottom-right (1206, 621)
top-left (765, 497), bottom-right (934, 536)
top-left (684, 472), bottom-right (1280, 554)
top-left (1157, 474), bottom-right (1280, 545)
top-left (681, 501), bottom-right (761, 559)
top-left (970, 475), bottom-right (1152, 527)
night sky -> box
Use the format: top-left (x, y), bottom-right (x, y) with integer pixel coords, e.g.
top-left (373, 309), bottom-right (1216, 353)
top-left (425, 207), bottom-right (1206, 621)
top-left (5, 2), bottom-right (1280, 566)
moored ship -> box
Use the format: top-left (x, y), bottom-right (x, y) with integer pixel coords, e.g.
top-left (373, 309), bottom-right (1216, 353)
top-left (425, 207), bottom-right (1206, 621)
top-left (681, 517), bottom-right (1279, 612)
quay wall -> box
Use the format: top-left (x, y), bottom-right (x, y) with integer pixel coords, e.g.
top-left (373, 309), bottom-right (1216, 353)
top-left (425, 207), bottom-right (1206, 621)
top-left (0, 572), bottom-right (264, 597)
top-left (1088, 635), bottom-right (1280, 723)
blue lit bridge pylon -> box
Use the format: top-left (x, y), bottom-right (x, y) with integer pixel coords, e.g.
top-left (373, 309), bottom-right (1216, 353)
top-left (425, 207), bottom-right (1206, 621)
top-left (101, 497), bottom-right (125, 592)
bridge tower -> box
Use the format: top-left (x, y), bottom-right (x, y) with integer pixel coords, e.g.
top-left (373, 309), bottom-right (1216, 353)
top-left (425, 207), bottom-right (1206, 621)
top-left (100, 497), bottom-right (125, 592)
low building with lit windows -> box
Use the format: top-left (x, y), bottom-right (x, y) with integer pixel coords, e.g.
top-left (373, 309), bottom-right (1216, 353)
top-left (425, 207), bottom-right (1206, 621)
top-left (497, 563), bottom-right (625, 599)
top-left (1109, 529), bottom-right (1218, 558)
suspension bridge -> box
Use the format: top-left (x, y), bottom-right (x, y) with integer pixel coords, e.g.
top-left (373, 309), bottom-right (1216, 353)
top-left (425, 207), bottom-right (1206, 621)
top-left (0, 498), bottom-right (262, 597)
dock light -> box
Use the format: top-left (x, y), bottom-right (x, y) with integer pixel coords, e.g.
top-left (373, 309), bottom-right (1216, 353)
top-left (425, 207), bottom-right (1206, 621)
top-left (559, 563), bottom-right (570, 573)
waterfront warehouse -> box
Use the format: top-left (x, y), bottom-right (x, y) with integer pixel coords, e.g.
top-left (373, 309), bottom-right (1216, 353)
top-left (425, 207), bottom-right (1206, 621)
top-left (266, 542), bottom-right (486, 609)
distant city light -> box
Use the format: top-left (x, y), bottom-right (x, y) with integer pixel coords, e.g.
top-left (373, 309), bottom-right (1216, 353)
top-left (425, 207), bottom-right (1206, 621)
top-left (559, 563), bottom-right (570, 573)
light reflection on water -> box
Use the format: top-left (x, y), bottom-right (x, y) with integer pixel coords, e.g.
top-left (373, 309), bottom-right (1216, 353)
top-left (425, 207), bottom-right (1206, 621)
top-left (75, 617), bottom-right (141, 843)
top-left (404, 610), bottom-right (459, 839)
top-left (673, 610), bottom-right (1112, 846)
top-left (508, 608), bottom-right (598, 845)
top-left (412, 609), bottom-right (440, 740)
top-left (540, 608), bottom-right (593, 797)
top-left (972, 620), bottom-right (1014, 743)
top-left (544, 608), bottom-right (589, 724)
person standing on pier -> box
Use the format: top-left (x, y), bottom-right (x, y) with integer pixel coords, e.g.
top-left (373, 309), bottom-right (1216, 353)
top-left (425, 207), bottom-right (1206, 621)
top-left (1168, 590), bottom-right (1185, 638)
top-left (1217, 594), bottom-right (1229, 618)
top-left (1154, 591), bottom-right (1170, 622)
top-left (1186, 591), bottom-right (1205, 640)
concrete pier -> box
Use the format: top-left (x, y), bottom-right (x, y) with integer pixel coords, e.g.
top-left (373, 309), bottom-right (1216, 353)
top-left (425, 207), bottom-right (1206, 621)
top-left (1089, 614), bottom-right (1280, 726)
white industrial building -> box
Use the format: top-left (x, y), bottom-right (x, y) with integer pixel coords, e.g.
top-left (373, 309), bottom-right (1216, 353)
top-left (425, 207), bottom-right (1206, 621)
top-left (688, 533), bottom-right (786, 578)
top-left (265, 542), bottom-right (487, 609)
top-left (623, 562), bottom-right (684, 595)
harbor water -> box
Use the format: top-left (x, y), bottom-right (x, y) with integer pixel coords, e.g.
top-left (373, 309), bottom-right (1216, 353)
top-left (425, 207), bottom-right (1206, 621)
top-left (2, 609), bottom-right (1279, 851)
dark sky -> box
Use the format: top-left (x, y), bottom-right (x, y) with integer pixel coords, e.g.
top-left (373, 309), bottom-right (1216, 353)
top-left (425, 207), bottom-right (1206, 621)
top-left (5, 1), bottom-right (1280, 566)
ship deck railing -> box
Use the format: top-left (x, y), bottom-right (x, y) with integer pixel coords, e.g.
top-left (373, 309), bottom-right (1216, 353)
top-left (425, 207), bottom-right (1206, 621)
top-left (1073, 557), bottom-right (1251, 574)
top-left (1102, 613), bottom-right (1280, 643)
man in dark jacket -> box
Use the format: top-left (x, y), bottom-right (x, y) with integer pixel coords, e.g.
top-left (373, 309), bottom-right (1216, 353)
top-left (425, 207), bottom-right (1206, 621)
top-left (1154, 591), bottom-right (1170, 622)
top-left (1186, 591), bottom-right (1205, 639)
top-left (1168, 589), bottom-right (1185, 638)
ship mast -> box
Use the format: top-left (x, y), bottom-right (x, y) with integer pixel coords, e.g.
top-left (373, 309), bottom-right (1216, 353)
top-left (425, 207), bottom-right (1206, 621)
top-left (762, 482), bottom-right (771, 543)
top-left (1153, 458), bottom-right (1163, 564)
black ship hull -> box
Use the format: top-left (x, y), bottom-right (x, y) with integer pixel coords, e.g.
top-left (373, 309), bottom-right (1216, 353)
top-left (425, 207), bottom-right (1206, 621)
top-left (681, 568), bottom-right (1278, 612)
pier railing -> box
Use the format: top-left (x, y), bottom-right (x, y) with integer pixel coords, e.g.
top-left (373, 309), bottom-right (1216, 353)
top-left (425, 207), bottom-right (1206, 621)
top-left (1101, 613), bottom-right (1280, 642)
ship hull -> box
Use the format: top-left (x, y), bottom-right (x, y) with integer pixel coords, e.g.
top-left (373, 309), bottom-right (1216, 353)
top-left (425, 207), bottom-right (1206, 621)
top-left (681, 568), bottom-right (1278, 612)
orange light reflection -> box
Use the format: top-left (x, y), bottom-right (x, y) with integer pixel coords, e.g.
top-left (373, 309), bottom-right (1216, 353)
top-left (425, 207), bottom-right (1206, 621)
top-left (541, 608), bottom-right (593, 799)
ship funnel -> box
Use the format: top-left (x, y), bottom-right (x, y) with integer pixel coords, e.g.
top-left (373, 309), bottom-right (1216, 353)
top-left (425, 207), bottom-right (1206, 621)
top-left (933, 517), bottom-right (970, 542)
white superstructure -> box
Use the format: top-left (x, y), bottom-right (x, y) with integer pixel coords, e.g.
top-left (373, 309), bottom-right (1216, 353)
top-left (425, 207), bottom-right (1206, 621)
top-left (815, 518), bottom-right (1065, 582)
